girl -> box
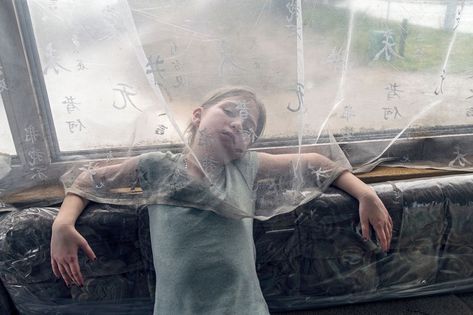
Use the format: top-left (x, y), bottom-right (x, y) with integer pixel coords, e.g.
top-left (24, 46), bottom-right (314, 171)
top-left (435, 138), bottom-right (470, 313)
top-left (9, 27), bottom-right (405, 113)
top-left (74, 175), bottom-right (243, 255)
top-left (51, 87), bottom-right (392, 314)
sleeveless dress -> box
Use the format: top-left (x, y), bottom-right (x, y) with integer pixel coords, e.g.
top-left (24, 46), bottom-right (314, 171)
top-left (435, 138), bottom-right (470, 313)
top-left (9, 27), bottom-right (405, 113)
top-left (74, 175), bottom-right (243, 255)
top-left (138, 151), bottom-right (269, 315)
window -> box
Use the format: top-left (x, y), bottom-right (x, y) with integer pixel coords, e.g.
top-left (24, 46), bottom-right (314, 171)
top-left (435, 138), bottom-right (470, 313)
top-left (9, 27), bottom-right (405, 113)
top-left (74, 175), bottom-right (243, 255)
top-left (26, 0), bottom-right (299, 152)
top-left (26, 0), bottom-right (473, 144)
top-left (26, 0), bottom-right (181, 152)
top-left (1, 0), bottom-right (473, 195)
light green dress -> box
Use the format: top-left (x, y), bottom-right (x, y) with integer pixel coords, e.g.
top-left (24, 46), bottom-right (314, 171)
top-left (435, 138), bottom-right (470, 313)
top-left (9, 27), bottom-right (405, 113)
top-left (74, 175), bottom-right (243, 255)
top-left (139, 151), bottom-right (270, 315)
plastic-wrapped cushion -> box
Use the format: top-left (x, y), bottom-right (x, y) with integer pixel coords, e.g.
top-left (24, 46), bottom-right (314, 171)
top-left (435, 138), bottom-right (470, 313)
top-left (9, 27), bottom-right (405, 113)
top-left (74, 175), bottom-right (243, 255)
top-left (255, 175), bottom-right (473, 311)
top-left (72, 204), bottom-right (149, 302)
top-left (438, 178), bottom-right (473, 283)
top-left (255, 187), bottom-right (383, 310)
top-left (378, 180), bottom-right (447, 290)
top-left (2, 175), bottom-right (473, 313)
top-left (0, 204), bottom-right (153, 314)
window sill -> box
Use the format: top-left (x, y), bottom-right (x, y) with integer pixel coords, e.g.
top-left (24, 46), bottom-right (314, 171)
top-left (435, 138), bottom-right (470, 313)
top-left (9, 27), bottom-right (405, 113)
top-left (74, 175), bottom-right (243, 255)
top-left (2, 166), bottom-right (469, 206)
top-left (357, 166), bottom-right (469, 183)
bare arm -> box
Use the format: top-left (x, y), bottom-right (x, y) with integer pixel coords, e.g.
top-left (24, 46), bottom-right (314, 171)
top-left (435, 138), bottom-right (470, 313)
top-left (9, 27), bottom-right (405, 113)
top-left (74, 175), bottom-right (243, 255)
top-left (67, 157), bottom-right (141, 199)
top-left (51, 193), bottom-right (93, 287)
top-left (54, 193), bottom-right (89, 227)
top-left (256, 152), bottom-right (392, 251)
top-left (256, 152), bottom-right (336, 181)
top-left (333, 171), bottom-right (393, 252)
top-left (51, 157), bottom-right (140, 287)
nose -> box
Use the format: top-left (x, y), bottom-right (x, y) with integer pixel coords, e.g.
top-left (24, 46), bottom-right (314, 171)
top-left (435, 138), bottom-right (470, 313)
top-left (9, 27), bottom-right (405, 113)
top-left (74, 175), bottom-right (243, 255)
top-left (230, 119), bottom-right (243, 132)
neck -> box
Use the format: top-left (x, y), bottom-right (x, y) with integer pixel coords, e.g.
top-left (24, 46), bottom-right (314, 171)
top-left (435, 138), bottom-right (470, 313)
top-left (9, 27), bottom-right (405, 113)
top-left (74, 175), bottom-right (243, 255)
top-left (185, 144), bottom-right (226, 181)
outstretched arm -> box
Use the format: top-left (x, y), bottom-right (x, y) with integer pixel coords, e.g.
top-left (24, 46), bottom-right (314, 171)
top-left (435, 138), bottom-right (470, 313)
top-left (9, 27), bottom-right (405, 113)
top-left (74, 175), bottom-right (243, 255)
top-left (51, 193), bottom-right (93, 287)
top-left (256, 152), bottom-right (392, 252)
top-left (51, 157), bottom-right (140, 287)
top-left (333, 171), bottom-right (392, 252)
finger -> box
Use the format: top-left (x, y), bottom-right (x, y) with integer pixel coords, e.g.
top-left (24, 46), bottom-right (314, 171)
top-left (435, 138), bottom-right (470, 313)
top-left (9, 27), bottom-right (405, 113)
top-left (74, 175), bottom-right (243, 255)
top-left (51, 259), bottom-right (61, 278)
top-left (69, 259), bottom-right (84, 287)
top-left (376, 226), bottom-right (388, 252)
top-left (62, 260), bottom-right (78, 286)
top-left (79, 239), bottom-right (97, 262)
top-left (387, 216), bottom-right (393, 238)
top-left (389, 218), bottom-right (393, 234)
top-left (360, 217), bottom-right (370, 240)
top-left (65, 256), bottom-right (83, 286)
top-left (57, 263), bottom-right (73, 286)
top-left (384, 224), bottom-right (392, 250)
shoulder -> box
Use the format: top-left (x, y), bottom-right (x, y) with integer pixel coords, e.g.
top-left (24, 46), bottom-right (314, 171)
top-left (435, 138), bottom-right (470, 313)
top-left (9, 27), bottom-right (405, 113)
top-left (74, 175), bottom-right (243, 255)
top-left (138, 151), bottom-right (180, 190)
top-left (233, 151), bottom-right (259, 171)
top-left (139, 151), bottom-right (179, 167)
top-left (232, 151), bottom-right (259, 189)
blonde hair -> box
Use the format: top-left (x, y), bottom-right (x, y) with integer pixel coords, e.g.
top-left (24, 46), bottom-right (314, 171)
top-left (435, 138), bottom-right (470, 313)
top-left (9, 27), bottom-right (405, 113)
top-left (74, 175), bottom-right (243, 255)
top-left (185, 87), bottom-right (266, 145)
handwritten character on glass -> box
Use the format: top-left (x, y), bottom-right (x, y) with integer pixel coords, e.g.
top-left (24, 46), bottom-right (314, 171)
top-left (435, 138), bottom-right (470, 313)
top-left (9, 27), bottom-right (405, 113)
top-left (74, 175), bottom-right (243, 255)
top-left (65, 119), bottom-right (86, 133)
top-left (112, 83), bottom-right (142, 112)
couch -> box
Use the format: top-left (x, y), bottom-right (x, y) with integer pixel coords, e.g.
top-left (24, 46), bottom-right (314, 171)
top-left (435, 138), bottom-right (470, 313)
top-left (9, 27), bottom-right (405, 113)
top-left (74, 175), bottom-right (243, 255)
top-left (1, 174), bottom-right (473, 314)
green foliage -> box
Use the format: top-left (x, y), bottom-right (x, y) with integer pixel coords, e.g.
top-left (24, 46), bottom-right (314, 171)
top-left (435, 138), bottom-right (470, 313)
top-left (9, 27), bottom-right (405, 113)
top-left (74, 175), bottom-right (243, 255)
top-left (303, 4), bottom-right (473, 73)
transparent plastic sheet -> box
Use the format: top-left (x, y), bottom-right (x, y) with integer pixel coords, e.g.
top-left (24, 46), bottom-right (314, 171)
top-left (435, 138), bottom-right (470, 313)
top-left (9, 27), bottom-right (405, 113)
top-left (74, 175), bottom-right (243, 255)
top-left (257, 174), bottom-right (473, 312)
top-left (3, 175), bottom-right (473, 314)
top-left (14, 0), bottom-right (350, 220)
top-left (0, 0), bottom-right (473, 314)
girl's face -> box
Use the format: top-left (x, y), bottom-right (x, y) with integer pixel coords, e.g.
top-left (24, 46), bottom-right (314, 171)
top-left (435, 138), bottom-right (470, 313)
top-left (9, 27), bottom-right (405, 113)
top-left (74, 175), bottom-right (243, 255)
top-left (192, 97), bottom-right (260, 162)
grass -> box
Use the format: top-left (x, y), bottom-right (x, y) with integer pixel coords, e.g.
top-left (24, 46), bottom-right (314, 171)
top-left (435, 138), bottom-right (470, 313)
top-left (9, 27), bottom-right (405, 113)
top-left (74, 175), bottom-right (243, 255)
top-left (303, 4), bottom-right (473, 73)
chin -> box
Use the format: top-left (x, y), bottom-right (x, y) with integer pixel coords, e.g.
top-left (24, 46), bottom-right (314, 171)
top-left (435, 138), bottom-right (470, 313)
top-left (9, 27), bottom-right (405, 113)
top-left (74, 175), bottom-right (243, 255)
top-left (217, 143), bottom-right (245, 161)
top-left (231, 149), bottom-right (245, 160)
top-left (219, 150), bottom-right (243, 164)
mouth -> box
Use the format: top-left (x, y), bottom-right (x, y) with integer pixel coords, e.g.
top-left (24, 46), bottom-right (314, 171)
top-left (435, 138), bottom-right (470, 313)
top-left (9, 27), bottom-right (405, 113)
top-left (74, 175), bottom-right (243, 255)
top-left (221, 131), bottom-right (235, 144)
top-left (221, 131), bottom-right (244, 154)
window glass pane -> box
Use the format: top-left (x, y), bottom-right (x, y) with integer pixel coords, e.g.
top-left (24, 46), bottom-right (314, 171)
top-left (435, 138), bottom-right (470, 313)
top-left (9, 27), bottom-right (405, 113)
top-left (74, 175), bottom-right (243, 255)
top-left (130, 0), bottom-right (297, 140)
top-left (0, 95), bottom-right (16, 155)
top-left (302, 1), bottom-right (473, 141)
top-left (27, 0), bottom-right (297, 152)
top-left (28, 0), bottom-right (177, 152)
top-left (27, 0), bottom-right (473, 155)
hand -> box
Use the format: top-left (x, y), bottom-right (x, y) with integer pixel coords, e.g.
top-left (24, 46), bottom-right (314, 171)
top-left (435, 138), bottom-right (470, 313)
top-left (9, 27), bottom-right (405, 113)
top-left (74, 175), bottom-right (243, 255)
top-left (50, 222), bottom-right (96, 287)
top-left (358, 190), bottom-right (393, 252)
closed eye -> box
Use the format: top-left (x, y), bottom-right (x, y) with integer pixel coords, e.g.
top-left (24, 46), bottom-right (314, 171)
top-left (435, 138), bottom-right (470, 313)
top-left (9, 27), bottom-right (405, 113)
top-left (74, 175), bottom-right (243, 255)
top-left (223, 107), bottom-right (238, 117)
top-left (222, 103), bottom-right (257, 131)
